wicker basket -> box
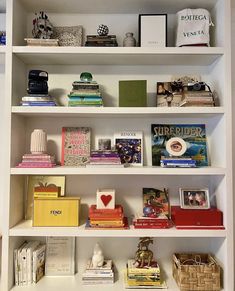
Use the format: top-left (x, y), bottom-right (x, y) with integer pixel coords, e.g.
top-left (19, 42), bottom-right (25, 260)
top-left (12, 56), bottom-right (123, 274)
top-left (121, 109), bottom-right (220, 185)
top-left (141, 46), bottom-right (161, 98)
top-left (173, 253), bottom-right (221, 290)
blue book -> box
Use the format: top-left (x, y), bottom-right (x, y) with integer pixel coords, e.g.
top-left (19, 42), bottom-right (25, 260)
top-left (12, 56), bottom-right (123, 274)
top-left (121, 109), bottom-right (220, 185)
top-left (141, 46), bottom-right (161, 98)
top-left (21, 101), bottom-right (56, 106)
top-left (68, 97), bottom-right (102, 102)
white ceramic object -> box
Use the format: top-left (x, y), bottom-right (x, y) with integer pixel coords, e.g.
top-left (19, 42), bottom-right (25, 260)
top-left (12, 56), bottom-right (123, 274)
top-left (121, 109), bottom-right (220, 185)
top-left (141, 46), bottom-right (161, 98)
top-left (92, 243), bottom-right (104, 268)
top-left (30, 129), bottom-right (47, 154)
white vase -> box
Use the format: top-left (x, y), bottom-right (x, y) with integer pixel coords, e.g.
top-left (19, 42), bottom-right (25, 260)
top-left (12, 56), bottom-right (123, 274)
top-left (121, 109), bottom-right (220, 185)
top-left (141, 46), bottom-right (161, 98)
top-left (30, 129), bottom-right (47, 154)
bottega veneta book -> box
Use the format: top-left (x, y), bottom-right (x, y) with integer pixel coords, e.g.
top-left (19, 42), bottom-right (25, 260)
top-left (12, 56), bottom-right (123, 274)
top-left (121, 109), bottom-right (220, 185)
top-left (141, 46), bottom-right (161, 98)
top-left (61, 127), bottom-right (91, 166)
top-left (151, 124), bottom-right (208, 167)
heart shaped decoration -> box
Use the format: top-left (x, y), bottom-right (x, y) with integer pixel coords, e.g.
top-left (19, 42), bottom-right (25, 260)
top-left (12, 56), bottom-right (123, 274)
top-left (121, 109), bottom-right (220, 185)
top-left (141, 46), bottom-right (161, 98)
top-left (101, 195), bottom-right (112, 207)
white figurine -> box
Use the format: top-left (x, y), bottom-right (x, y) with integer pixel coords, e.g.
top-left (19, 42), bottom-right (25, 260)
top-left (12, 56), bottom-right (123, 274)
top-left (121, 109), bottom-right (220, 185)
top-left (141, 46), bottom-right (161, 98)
top-left (92, 243), bottom-right (104, 268)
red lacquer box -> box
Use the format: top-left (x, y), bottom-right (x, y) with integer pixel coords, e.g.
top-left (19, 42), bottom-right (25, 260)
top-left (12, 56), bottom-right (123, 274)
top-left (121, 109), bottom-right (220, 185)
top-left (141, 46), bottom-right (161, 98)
top-left (171, 206), bottom-right (224, 229)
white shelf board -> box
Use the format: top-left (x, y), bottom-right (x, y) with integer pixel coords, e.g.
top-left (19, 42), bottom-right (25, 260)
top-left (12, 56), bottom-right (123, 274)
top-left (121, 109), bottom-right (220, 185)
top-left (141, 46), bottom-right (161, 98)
top-left (10, 271), bottom-right (180, 291)
top-left (9, 220), bottom-right (227, 238)
top-left (10, 166), bottom-right (226, 176)
top-left (18, 0), bottom-right (219, 14)
top-left (12, 106), bottom-right (225, 118)
top-left (12, 46), bottom-right (224, 66)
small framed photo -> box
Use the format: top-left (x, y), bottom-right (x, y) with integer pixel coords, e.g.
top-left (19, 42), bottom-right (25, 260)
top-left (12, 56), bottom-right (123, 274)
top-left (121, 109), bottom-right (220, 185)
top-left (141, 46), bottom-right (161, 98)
top-left (179, 188), bottom-right (210, 209)
top-left (139, 14), bottom-right (167, 47)
top-left (98, 138), bottom-right (111, 150)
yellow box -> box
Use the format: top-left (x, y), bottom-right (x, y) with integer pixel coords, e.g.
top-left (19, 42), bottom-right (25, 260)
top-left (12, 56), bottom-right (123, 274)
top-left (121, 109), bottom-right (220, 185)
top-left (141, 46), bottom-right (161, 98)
top-left (33, 197), bottom-right (80, 227)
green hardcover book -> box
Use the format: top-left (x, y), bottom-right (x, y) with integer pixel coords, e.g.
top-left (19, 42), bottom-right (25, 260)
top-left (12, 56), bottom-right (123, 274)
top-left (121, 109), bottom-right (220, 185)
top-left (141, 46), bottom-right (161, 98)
top-left (119, 80), bottom-right (147, 107)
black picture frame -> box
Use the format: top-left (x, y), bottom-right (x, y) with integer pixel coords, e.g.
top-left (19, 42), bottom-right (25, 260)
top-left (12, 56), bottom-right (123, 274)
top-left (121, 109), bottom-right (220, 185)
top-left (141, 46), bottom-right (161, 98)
top-left (139, 14), bottom-right (167, 47)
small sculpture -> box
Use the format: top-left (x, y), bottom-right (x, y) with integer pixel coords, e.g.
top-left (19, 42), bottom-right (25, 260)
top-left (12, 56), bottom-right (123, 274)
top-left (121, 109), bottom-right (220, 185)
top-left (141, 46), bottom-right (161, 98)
top-left (135, 237), bottom-right (154, 268)
top-left (32, 11), bottom-right (53, 39)
top-left (92, 243), bottom-right (104, 268)
top-left (97, 24), bottom-right (109, 36)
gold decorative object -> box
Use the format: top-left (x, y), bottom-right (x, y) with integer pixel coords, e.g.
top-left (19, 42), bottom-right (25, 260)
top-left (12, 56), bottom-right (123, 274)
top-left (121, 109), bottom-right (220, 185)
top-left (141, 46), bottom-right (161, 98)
top-left (135, 237), bottom-right (154, 267)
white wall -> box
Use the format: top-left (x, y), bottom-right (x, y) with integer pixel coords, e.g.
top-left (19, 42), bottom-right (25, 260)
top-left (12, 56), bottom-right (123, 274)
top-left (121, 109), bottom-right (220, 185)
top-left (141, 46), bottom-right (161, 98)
top-left (232, 0), bottom-right (235, 284)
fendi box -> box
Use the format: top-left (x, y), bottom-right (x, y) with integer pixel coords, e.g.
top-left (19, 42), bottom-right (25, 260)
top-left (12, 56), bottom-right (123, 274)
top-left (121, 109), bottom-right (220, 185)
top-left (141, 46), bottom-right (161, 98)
top-left (171, 206), bottom-right (224, 229)
top-left (33, 197), bottom-right (80, 226)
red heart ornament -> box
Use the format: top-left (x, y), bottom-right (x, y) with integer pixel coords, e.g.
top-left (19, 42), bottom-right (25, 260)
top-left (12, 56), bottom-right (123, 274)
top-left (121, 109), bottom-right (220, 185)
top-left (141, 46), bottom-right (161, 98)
top-left (101, 195), bottom-right (112, 207)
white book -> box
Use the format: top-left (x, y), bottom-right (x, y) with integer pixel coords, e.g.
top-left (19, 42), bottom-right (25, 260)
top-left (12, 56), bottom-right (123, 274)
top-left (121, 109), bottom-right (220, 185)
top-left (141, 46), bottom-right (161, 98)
top-left (114, 131), bottom-right (143, 166)
top-left (45, 237), bottom-right (75, 276)
top-left (26, 241), bottom-right (41, 284)
top-left (32, 244), bottom-right (46, 283)
top-left (14, 249), bottom-right (19, 286)
top-left (21, 242), bottom-right (33, 285)
top-left (16, 242), bottom-right (28, 286)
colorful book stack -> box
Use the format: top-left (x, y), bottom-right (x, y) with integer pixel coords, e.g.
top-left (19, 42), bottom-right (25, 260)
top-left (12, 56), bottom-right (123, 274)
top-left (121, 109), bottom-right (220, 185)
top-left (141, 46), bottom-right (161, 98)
top-left (17, 153), bottom-right (56, 168)
top-left (133, 188), bottom-right (173, 229)
top-left (124, 259), bottom-right (166, 289)
top-left (87, 204), bottom-right (128, 229)
top-left (14, 241), bottom-right (46, 286)
top-left (82, 259), bottom-right (114, 285)
top-left (21, 95), bottom-right (57, 106)
top-left (87, 150), bottom-right (123, 167)
top-left (68, 81), bottom-right (103, 107)
top-left (133, 214), bottom-right (173, 229)
top-left (85, 35), bottom-right (118, 47)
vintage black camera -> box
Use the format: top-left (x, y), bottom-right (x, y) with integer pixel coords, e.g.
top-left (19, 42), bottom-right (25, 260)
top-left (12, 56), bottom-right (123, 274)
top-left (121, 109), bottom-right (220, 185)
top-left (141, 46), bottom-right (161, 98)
top-left (27, 70), bottom-right (48, 95)
top-left (187, 82), bottom-right (206, 91)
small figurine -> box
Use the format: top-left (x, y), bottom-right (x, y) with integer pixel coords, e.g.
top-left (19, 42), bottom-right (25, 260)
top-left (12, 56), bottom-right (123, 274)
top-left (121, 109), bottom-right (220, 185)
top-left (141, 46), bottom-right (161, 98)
top-left (135, 237), bottom-right (153, 268)
top-left (92, 243), bottom-right (104, 268)
top-left (97, 24), bottom-right (109, 36)
top-left (32, 11), bottom-right (53, 39)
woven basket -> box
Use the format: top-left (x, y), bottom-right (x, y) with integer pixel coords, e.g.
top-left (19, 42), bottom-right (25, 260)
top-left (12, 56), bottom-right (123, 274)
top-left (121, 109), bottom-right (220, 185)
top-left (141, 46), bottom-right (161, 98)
top-left (173, 253), bottom-right (221, 290)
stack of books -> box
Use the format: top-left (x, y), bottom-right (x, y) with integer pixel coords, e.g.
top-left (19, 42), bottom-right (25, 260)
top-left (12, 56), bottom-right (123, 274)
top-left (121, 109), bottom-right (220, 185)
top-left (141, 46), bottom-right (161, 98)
top-left (14, 241), bottom-right (46, 286)
top-left (17, 153), bottom-right (56, 168)
top-left (87, 150), bottom-right (123, 167)
top-left (133, 214), bottom-right (173, 229)
top-left (160, 156), bottom-right (196, 168)
top-left (21, 95), bottom-right (57, 106)
top-left (179, 91), bottom-right (214, 107)
top-left (68, 81), bottom-right (103, 107)
top-left (85, 35), bottom-right (118, 47)
top-left (124, 259), bottom-right (166, 289)
top-left (82, 259), bottom-right (114, 285)
top-left (86, 204), bottom-right (128, 229)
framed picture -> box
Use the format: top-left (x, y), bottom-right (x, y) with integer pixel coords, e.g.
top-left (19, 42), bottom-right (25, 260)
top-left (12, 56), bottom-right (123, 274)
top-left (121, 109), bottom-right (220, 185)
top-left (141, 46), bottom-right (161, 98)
top-left (179, 188), bottom-right (210, 209)
top-left (139, 14), bottom-right (167, 47)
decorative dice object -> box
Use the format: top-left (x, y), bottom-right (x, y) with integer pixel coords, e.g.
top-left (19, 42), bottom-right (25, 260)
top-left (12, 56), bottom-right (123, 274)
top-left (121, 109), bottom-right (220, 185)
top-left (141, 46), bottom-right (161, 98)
top-left (96, 189), bottom-right (115, 209)
top-left (97, 24), bottom-right (109, 36)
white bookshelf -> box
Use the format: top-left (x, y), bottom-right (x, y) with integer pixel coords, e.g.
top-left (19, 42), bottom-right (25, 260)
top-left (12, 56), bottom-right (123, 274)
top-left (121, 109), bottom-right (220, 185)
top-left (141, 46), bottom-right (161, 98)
top-left (9, 220), bottom-right (227, 238)
top-left (1, 0), bottom-right (233, 290)
top-left (10, 166), bottom-right (226, 176)
top-left (12, 106), bottom-right (225, 117)
top-left (12, 46), bottom-right (224, 65)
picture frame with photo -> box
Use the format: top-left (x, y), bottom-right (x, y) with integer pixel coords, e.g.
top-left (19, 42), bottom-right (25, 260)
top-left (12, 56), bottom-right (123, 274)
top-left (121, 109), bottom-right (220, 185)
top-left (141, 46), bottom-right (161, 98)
top-left (139, 14), bottom-right (167, 47)
top-left (179, 188), bottom-right (210, 209)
